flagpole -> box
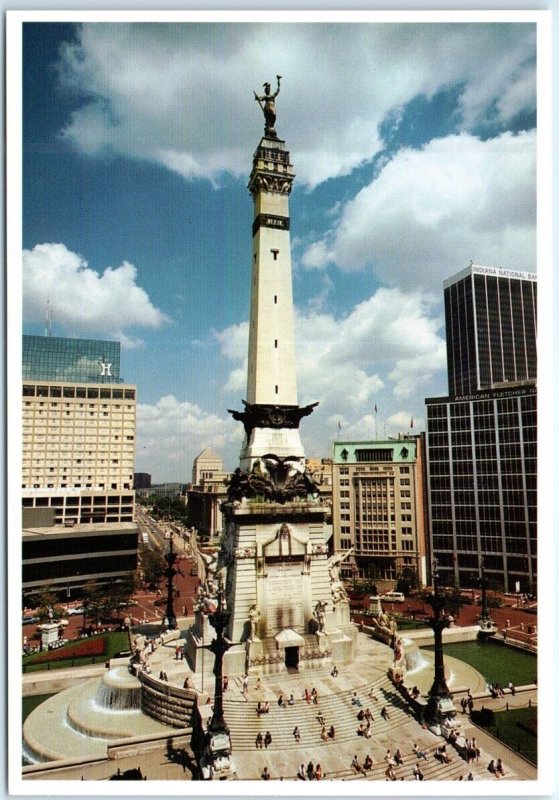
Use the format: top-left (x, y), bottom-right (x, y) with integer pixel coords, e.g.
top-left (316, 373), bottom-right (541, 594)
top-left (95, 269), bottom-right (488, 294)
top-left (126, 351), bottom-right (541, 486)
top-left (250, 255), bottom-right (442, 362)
top-left (374, 404), bottom-right (378, 440)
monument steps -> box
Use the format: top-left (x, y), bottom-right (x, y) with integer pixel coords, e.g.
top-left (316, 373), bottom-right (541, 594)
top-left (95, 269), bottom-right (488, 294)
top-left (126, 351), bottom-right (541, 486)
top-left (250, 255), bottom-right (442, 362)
top-left (308, 741), bottom-right (516, 782)
top-left (223, 675), bottom-right (413, 751)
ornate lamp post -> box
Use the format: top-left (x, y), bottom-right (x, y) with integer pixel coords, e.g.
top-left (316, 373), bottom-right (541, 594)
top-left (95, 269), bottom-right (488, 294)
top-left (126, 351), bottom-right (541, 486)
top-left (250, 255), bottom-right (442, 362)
top-left (164, 535), bottom-right (179, 630)
top-left (479, 557), bottom-right (490, 623)
top-left (201, 583), bottom-right (234, 778)
top-left (425, 559), bottom-right (453, 729)
top-left (478, 557), bottom-right (497, 637)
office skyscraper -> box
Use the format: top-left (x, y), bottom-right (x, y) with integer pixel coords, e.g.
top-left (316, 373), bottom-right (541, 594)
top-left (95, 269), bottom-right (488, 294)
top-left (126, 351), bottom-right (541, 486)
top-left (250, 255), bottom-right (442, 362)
top-left (444, 264), bottom-right (537, 397)
top-left (426, 265), bottom-right (537, 593)
top-left (22, 335), bottom-right (136, 525)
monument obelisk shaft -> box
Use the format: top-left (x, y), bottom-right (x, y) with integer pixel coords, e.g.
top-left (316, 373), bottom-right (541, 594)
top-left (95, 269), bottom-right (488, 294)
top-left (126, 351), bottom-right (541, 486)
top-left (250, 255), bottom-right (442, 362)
top-left (231, 77), bottom-right (317, 473)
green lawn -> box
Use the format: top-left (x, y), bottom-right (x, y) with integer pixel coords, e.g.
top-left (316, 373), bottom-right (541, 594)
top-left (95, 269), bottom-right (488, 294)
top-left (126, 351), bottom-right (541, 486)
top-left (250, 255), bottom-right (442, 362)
top-left (488, 707), bottom-right (538, 765)
top-left (22, 631), bottom-right (129, 673)
top-left (425, 640), bottom-right (536, 687)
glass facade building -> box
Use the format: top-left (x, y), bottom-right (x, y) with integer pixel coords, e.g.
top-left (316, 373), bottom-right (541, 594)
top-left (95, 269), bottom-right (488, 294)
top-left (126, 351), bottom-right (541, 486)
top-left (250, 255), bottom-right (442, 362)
top-left (23, 335), bottom-right (121, 383)
top-left (444, 265), bottom-right (537, 397)
top-left (426, 386), bottom-right (536, 592)
top-left (426, 265), bottom-right (537, 593)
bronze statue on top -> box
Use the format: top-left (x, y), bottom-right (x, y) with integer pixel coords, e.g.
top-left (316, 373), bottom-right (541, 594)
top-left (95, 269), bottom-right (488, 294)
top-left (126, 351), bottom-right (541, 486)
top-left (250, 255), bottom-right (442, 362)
top-left (254, 75), bottom-right (282, 138)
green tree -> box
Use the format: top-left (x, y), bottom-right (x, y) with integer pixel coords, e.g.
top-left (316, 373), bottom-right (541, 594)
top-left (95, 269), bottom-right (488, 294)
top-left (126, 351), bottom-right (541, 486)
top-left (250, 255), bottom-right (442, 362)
top-left (82, 580), bottom-right (105, 625)
top-left (151, 495), bottom-right (189, 524)
top-left (140, 545), bottom-right (166, 587)
top-left (33, 585), bottom-right (64, 621)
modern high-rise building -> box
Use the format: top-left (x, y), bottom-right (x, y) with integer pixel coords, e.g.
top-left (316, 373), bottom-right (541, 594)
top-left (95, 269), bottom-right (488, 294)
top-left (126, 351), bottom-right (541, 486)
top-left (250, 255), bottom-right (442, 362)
top-left (426, 265), bottom-right (537, 593)
top-left (22, 335), bottom-right (136, 527)
top-left (332, 437), bottom-right (428, 588)
top-left (23, 334), bottom-right (121, 383)
top-left (21, 335), bottom-right (138, 598)
top-left (444, 264), bottom-right (537, 397)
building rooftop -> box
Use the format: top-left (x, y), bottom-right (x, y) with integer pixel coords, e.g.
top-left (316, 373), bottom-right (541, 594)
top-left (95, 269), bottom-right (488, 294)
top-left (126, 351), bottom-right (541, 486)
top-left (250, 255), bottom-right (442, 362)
top-left (443, 262), bottom-right (537, 289)
top-left (23, 521), bottom-right (138, 538)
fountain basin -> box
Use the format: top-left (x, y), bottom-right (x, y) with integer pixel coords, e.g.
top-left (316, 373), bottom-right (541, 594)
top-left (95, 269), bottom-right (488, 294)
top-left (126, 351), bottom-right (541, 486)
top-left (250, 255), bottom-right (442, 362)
top-left (23, 667), bottom-right (173, 764)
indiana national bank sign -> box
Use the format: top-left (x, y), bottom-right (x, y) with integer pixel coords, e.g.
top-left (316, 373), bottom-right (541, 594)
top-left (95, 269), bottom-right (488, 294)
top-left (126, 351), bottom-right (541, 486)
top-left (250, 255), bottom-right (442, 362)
top-left (472, 264), bottom-right (537, 281)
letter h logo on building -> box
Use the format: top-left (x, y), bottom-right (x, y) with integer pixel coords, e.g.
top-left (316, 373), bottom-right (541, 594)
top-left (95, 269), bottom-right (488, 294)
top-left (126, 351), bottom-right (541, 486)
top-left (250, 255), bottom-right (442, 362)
top-left (97, 357), bottom-right (113, 377)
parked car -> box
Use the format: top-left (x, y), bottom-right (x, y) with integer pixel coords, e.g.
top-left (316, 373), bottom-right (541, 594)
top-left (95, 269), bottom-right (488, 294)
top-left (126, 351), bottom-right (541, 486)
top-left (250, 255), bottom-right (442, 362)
top-left (67, 606), bottom-right (85, 616)
top-left (380, 591), bottom-right (406, 603)
top-left (21, 615), bottom-right (40, 624)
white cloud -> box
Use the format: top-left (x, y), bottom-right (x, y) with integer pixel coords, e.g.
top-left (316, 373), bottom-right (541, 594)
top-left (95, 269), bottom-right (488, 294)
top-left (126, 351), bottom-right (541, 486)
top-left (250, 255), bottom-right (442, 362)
top-left (214, 285), bottom-right (446, 458)
top-left (22, 243), bottom-right (169, 346)
top-left (55, 22), bottom-right (536, 188)
top-left (136, 394), bottom-right (237, 480)
top-left (303, 130), bottom-right (536, 289)
top-left (137, 285), bottom-right (447, 476)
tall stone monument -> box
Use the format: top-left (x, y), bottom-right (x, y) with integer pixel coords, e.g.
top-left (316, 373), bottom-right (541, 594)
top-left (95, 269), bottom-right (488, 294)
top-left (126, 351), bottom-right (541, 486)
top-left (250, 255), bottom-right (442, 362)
top-left (187, 79), bottom-right (356, 677)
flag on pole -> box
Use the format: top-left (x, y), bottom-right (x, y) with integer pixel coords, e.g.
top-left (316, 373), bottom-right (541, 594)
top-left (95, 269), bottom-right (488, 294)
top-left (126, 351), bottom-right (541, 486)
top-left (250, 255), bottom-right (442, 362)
top-left (374, 404), bottom-right (378, 414)
top-left (410, 417), bottom-right (414, 429)
top-left (337, 421), bottom-right (342, 433)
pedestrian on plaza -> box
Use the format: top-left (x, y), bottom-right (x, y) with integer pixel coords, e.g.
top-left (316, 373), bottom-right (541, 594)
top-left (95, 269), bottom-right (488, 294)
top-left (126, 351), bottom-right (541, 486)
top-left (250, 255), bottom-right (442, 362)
top-left (327, 724), bottom-right (336, 739)
top-left (467, 696), bottom-right (474, 714)
top-left (320, 725), bottom-right (329, 741)
top-left (288, 693), bottom-right (295, 706)
top-left (385, 750), bottom-right (396, 767)
top-left (472, 736), bottom-right (480, 762)
top-left (385, 764), bottom-right (397, 781)
top-left (317, 710), bottom-right (326, 726)
top-left (303, 687), bottom-right (311, 704)
top-left (495, 758), bottom-right (505, 777)
top-left (311, 687), bottom-right (318, 704)
top-left (264, 730), bottom-right (272, 749)
top-left (413, 763), bottom-right (424, 781)
top-left (297, 764), bottom-right (306, 780)
top-left (306, 761), bottom-right (315, 780)
top-left (394, 749), bottom-right (404, 766)
top-left (363, 754), bottom-right (374, 772)
top-left (293, 726), bottom-right (301, 743)
top-left (412, 743), bottom-right (428, 760)
top-left (467, 772), bottom-right (474, 780)
top-left (331, 665), bottom-right (338, 677)
top-left (255, 732), bottom-right (263, 749)
top-left (351, 692), bottom-right (363, 707)
top-left (314, 763), bottom-right (323, 780)
top-left (278, 693), bottom-right (287, 708)
top-left (351, 755), bottom-right (365, 775)
top-left (460, 697), bottom-right (468, 714)
top-left (261, 766), bottom-right (270, 780)
top-left (508, 681), bottom-right (516, 695)
top-left (381, 705), bottom-right (390, 720)
top-left (255, 677), bottom-right (262, 692)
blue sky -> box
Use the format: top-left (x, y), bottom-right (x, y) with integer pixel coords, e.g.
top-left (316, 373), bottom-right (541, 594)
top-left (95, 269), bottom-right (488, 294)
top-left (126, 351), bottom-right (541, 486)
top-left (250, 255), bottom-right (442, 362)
top-left (20, 17), bottom-right (538, 481)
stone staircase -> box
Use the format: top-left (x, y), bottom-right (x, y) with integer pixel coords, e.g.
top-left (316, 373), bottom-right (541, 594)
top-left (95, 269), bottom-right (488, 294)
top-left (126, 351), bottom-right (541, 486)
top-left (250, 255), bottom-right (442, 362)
top-left (330, 740), bottom-right (518, 782)
top-left (223, 672), bottom-right (411, 752)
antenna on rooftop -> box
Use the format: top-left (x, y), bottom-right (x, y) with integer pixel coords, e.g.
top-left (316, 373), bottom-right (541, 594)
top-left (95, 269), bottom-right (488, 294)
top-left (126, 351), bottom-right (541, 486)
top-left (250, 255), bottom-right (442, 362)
top-left (44, 298), bottom-right (53, 337)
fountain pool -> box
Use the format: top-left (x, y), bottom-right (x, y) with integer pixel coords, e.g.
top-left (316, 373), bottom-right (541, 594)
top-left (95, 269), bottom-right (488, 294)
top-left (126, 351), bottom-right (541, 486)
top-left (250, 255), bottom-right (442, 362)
top-left (23, 666), bottom-right (172, 764)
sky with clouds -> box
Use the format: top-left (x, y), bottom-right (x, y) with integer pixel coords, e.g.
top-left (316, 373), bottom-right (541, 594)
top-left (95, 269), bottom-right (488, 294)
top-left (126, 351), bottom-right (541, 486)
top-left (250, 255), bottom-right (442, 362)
top-left (20, 16), bottom-right (538, 481)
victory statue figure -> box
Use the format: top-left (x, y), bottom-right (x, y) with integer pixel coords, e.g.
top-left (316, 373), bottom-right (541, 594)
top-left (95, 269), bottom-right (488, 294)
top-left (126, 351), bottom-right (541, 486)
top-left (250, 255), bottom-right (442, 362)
top-left (254, 75), bottom-right (282, 138)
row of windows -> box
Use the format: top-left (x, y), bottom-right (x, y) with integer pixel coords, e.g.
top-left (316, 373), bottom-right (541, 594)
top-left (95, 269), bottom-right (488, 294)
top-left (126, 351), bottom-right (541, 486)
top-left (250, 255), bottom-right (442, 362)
top-left (23, 385), bottom-right (134, 400)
